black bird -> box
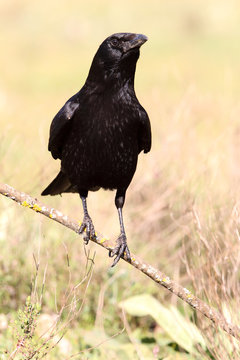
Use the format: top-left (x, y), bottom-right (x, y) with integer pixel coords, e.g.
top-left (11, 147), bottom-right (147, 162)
top-left (42, 32), bottom-right (151, 266)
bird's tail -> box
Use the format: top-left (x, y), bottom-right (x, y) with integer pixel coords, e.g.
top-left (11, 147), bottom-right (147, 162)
top-left (41, 171), bottom-right (77, 196)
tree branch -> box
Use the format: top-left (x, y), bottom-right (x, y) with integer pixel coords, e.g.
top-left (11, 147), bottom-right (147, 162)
top-left (0, 182), bottom-right (239, 340)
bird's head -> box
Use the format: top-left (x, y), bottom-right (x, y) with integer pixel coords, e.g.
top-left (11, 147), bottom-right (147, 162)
top-left (86, 33), bottom-right (148, 88)
top-left (98, 33), bottom-right (148, 63)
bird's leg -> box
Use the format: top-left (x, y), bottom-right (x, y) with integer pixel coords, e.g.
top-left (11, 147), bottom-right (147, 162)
top-left (109, 191), bottom-right (131, 267)
top-left (78, 192), bottom-right (96, 244)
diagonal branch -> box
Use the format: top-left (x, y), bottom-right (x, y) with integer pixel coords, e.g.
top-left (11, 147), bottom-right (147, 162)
top-left (0, 182), bottom-right (239, 340)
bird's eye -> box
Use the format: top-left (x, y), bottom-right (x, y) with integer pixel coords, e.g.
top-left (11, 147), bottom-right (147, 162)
top-left (110, 38), bottom-right (118, 47)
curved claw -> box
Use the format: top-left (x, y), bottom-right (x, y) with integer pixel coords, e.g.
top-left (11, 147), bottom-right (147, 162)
top-left (109, 234), bottom-right (131, 267)
top-left (78, 215), bottom-right (96, 245)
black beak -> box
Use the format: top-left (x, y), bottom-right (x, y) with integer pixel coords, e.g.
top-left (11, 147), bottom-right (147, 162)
top-left (123, 34), bottom-right (148, 53)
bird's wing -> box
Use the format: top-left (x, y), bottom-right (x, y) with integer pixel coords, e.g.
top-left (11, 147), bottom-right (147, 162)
top-left (137, 106), bottom-right (152, 154)
top-left (48, 93), bottom-right (79, 159)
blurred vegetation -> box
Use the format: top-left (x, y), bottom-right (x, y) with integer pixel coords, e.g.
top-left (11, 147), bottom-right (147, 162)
top-left (1, 0), bottom-right (240, 358)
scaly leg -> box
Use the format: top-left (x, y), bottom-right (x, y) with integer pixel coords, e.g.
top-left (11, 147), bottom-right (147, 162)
top-left (78, 190), bottom-right (95, 244)
top-left (109, 190), bottom-right (131, 267)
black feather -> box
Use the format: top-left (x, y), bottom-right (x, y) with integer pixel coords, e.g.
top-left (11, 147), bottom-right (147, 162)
top-left (42, 32), bottom-right (152, 266)
top-left (41, 171), bottom-right (77, 195)
top-left (42, 32), bottom-right (151, 196)
top-left (48, 93), bottom-right (80, 160)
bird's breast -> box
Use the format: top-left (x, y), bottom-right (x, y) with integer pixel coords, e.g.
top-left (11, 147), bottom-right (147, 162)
top-left (61, 95), bottom-right (140, 190)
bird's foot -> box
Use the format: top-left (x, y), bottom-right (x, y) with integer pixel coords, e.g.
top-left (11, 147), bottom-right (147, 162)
top-left (78, 215), bottom-right (96, 245)
top-left (109, 233), bottom-right (131, 267)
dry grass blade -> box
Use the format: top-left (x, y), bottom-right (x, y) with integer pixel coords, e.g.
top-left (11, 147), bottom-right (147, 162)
top-left (1, 182), bottom-right (240, 342)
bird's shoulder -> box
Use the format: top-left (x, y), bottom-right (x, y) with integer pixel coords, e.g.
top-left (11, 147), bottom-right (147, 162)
top-left (48, 91), bottom-right (82, 159)
top-left (121, 94), bottom-right (152, 154)
top-left (120, 90), bottom-right (149, 126)
top-left (109, 88), bottom-right (152, 153)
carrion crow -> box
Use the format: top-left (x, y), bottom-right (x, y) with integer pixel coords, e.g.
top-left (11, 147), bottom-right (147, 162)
top-left (42, 32), bottom-right (151, 266)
